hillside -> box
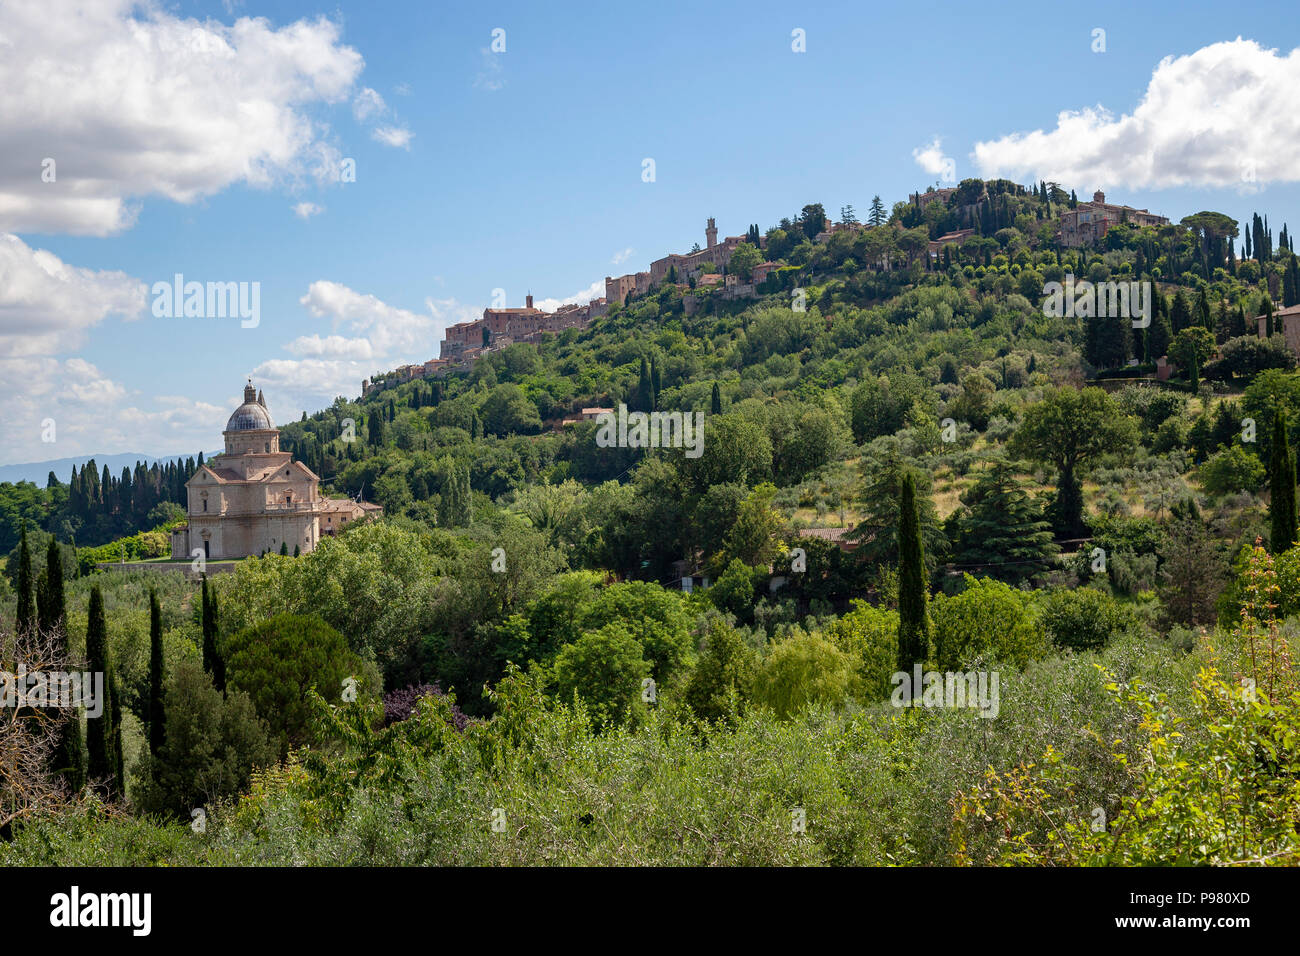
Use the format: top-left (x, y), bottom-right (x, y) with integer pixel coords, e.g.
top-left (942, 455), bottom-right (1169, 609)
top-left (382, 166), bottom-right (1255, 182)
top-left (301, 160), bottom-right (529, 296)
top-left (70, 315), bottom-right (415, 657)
top-left (7, 177), bottom-right (1300, 868)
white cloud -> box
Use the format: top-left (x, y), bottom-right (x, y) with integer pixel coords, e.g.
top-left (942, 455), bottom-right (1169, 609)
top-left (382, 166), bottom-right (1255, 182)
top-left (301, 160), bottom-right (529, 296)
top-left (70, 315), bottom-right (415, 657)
top-left (292, 201), bottom-right (324, 219)
top-left (611, 247), bottom-right (634, 265)
top-left (533, 279), bottom-right (606, 313)
top-left (0, 233), bottom-right (146, 357)
top-left (0, 0), bottom-right (364, 236)
top-left (912, 137), bottom-right (954, 178)
top-left (0, 355), bottom-right (228, 464)
top-left (352, 86), bottom-right (386, 122)
top-left (972, 38), bottom-right (1300, 191)
top-left (393, 82), bottom-right (412, 96)
top-left (261, 281), bottom-right (478, 411)
top-left (474, 48), bottom-right (505, 91)
top-left (371, 126), bottom-right (413, 149)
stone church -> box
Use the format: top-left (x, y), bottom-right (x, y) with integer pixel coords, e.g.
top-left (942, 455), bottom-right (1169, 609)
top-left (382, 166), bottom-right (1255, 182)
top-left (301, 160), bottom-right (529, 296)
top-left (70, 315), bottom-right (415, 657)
top-left (170, 382), bottom-right (381, 561)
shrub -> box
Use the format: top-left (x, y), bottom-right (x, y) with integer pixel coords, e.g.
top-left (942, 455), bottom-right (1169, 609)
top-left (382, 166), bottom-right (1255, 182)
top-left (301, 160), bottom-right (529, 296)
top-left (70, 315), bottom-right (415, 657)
top-left (552, 624), bottom-right (650, 729)
top-left (755, 632), bottom-right (857, 718)
top-left (224, 613), bottom-right (363, 754)
top-left (1037, 587), bottom-right (1142, 652)
top-left (930, 575), bottom-right (1046, 670)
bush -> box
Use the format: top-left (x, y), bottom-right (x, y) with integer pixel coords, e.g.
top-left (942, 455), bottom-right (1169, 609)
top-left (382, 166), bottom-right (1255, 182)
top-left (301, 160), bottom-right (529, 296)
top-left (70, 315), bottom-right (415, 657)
top-left (134, 660), bottom-right (276, 819)
top-left (1037, 587), bottom-right (1142, 652)
top-left (930, 575), bottom-right (1046, 670)
top-left (1198, 445), bottom-right (1265, 496)
top-left (755, 632), bottom-right (857, 719)
top-left (224, 613), bottom-right (364, 754)
top-left (552, 624), bottom-right (650, 729)
top-left (820, 599), bottom-right (899, 701)
top-left (683, 618), bottom-right (758, 722)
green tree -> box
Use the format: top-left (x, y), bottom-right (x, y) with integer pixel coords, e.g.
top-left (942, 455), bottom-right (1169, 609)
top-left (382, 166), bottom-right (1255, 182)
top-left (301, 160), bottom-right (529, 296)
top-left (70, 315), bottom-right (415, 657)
top-left (868, 195), bottom-right (887, 227)
top-left (552, 623), bottom-right (650, 729)
top-left (148, 589), bottom-right (165, 757)
top-left (15, 524), bottom-right (33, 634)
top-left (1009, 387), bottom-right (1137, 536)
top-left (952, 457), bottom-right (1058, 584)
top-left (1199, 445), bottom-right (1265, 496)
top-left (200, 577), bottom-right (225, 692)
top-left (84, 586), bottom-right (121, 796)
top-left (728, 242), bottom-right (762, 282)
top-left (683, 617), bottom-right (758, 722)
top-left (896, 473), bottom-right (930, 673)
top-left (41, 538), bottom-right (83, 791)
top-left (1270, 412), bottom-right (1297, 552)
top-left (35, 538), bottom-right (66, 634)
top-left (799, 203), bottom-right (828, 240)
top-left (851, 449), bottom-right (946, 570)
top-left (134, 660), bottom-right (276, 819)
top-left (756, 632), bottom-right (857, 719)
top-left (930, 576), bottom-right (1046, 670)
top-left (224, 613), bottom-right (361, 755)
top-left (1038, 587), bottom-right (1140, 652)
top-left (711, 381), bottom-right (722, 415)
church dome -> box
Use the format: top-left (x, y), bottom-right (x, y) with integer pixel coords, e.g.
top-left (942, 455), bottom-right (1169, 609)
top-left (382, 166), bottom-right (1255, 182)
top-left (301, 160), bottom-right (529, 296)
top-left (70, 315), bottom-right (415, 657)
top-left (225, 382), bottom-right (274, 431)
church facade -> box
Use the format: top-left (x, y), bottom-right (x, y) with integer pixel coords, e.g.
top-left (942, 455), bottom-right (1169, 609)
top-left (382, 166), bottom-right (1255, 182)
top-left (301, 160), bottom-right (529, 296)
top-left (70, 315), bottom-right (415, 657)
top-left (170, 382), bottom-right (380, 561)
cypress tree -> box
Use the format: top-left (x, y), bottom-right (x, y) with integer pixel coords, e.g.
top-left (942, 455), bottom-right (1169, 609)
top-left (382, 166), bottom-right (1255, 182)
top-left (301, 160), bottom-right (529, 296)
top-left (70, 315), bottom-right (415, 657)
top-left (896, 473), bottom-right (931, 675)
top-left (637, 356), bottom-right (652, 412)
top-left (85, 586), bottom-right (120, 793)
top-left (36, 538), bottom-right (65, 634)
top-left (148, 589), bottom-right (165, 757)
top-left (1271, 414), bottom-right (1297, 552)
top-left (711, 382), bottom-right (722, 415)
top-left (201, 577), bottom-right (226, 692)
top-left (15, 524), bottom-right (33, 634)
top-left (43, 538), bottom-right (84, 791)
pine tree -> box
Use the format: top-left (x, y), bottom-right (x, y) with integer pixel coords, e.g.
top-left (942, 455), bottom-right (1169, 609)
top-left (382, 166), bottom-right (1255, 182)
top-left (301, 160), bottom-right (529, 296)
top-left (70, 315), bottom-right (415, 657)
top-left (85, 586), bottom-right (120, 793)
top-left (953, 458), bottom-right (1059, 584)
top-left (15, 523), bottom-right (33, 634)
top-left (896, 473), bottom-right (930, 674)
top-left (148, 589), bottom-right (165, 757)
top-left (1271, 413), bottom-right (1297, 552)
top-left (710, 382), bottom-right (722, 415)
top-left (868, 195), bottom-right (887, 227)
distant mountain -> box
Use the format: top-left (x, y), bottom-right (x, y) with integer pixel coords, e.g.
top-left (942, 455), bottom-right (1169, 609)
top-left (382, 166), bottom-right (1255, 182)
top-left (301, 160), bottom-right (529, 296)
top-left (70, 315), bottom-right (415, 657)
top-left (0, 452), bottom-right (220, 486)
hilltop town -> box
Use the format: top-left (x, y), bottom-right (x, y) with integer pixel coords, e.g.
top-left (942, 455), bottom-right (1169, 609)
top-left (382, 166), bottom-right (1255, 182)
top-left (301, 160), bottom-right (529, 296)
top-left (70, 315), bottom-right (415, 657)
top-left (362, 185), bottom-right (1174, 397)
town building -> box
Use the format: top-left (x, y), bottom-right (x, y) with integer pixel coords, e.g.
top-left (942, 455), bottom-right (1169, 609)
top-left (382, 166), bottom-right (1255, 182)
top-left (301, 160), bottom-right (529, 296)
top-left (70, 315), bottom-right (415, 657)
top-left (1257, 303), bottom-right (1300, 355)
top-left (1059, 191), bottom-right (1169, 247)
top-left (170, 382), bottom-right (380, 561)
top-left (928, 229), bottom-right (977, 258)
top-left (439, 294), bottom-right (607, 360)
top-left (607, 219), bottom-right (752, 305)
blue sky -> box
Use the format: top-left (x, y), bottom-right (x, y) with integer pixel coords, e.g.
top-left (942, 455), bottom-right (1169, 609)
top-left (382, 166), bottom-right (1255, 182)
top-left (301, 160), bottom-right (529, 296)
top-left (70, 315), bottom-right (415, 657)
top-left (3, 0), bottom-right (1300, 465)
